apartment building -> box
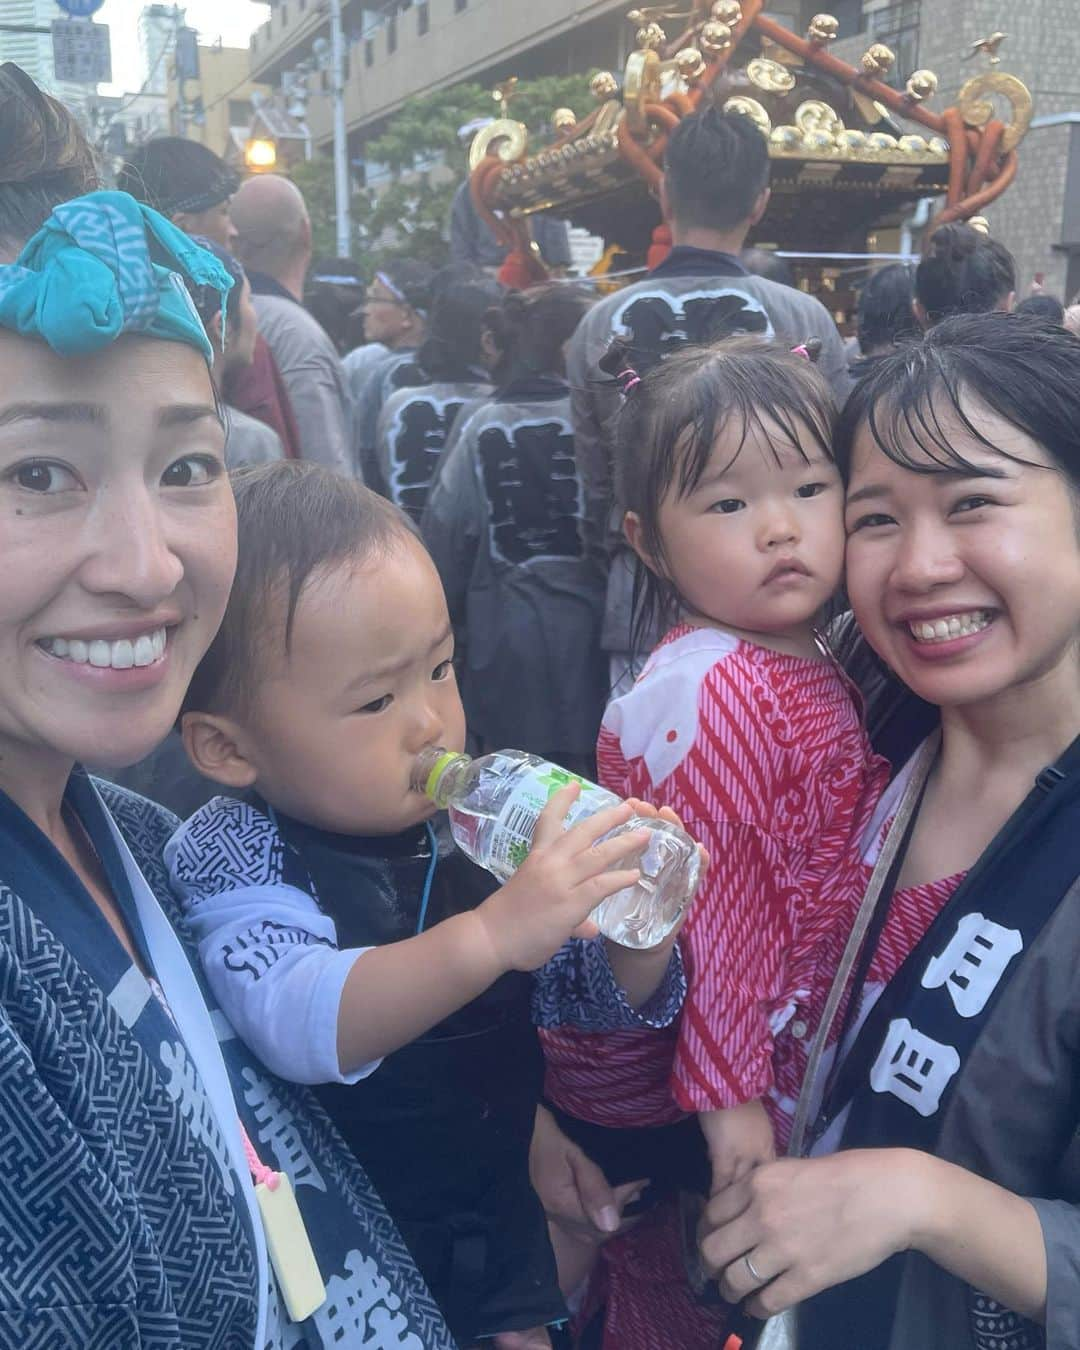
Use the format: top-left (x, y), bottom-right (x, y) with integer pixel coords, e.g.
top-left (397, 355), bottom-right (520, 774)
top-left (248, 0), bottom-right (632, 159)
top-left (166, 42), bottom-right (269, 159)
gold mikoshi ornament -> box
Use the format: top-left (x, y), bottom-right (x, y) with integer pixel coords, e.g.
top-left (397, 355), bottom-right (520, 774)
top-left (674, 47), bottom-right (707, 81)
top-left (806, 13), bottom-right (839, 44)
top-left (905, 69), bottom-right (939, 101)
top-left (835, 128), bottom-right (869, 152)
top-left (803, 128), bottom-right (835, 151)
top-left (590, 70), bottom-right (619, 100)
top-left (769, 125), bottom-right (803, 149)
top-left (860, 43), bottom-right (896, 77)
top-left (699, 20), bottom-right (733, 57)
top-left (722, 95), bottom-right (771, 136)
top-left (636, 20), bottom-right (667, 49)
top-left (898, 133), bottom-right (929, 153)
top-left (552, 107), bottom-right (578, 132)
top-left (711, 0), bottom-right (742, 24)
top-left (969, 215), bottom-right (991, 234)
top-left (866, 130), bottom-right (899, 149)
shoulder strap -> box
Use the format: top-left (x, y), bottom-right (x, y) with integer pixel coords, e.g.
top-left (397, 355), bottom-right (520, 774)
top-left (787, 732), bottom-right (939, 1157)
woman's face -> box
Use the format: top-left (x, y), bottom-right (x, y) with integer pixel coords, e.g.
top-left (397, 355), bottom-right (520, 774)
top-left (845, 395), bottom-right (1080, 712)
top-left (0, 332), bottom-right (237, 773)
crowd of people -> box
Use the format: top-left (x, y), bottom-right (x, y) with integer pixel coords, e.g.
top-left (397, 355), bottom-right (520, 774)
top-left (2, 56), bottom-right (1080, 1350)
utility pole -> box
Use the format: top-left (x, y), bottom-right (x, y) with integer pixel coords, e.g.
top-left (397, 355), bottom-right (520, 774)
top-left (328, 0), bottom-right (351, 258)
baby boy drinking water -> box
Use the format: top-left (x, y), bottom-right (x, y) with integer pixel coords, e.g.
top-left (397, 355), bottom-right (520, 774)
top-left (165, 462), bottom-right (689, 1347)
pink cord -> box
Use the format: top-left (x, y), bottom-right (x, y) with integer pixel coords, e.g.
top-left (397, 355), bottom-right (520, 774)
top-left (239, 1121), bottom-right (281, 1191)
top-left (790, 343), bottom-right (810, 360)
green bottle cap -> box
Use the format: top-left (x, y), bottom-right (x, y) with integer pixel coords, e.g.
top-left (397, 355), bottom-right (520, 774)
top-left (425, 750), bottom-right (464, 803)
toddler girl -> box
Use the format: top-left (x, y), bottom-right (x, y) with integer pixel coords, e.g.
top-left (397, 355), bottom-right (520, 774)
top-left (541, 340), bottom-right (889, 1346)
top-left (602, 337), bottom-right (888, 1184)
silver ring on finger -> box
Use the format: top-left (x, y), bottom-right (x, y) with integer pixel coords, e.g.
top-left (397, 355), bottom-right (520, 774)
top-left (744, 1252), bottom-right (766, 1285)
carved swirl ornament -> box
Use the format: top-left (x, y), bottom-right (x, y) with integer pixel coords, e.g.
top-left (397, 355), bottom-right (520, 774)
top-left (747, 57), bottom-right (796, 93)
top-left (956, 71), bottom-right (1033, 153)
top-left (623, 46), bottom-right (662, 136)
top-left (469, 119), bottom-right (529, 173)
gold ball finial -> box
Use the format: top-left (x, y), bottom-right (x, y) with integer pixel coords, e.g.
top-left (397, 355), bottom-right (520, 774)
top-left (674, 46), bottom-right (707, 81)
top-left (636, 20), bottom-right (667, 50)
top-left (806, 13), bottom-right (839, 44)
top-left (711, 0), bottom-right (742, 23)
top-left (492, 77), bottom-right (519, 115)
top-left (590, 70), bottom-right (619, 101)
top-left (552, 107), bottom-right (578, 132)
top-left (969, 215), bottom-right (991, 235)
top-left (699, 20), bottom-right (733, 57)
top-left (905, 69), bottom-right (939, 102)
top-left (860, 42), bottom-right (896, 77)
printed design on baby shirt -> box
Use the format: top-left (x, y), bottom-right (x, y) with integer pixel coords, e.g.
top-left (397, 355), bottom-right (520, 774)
top-left (386, 393), bottom-right (468, 522)
top-left (221, 919), bottom-right (332, 982)
top-left (610, 286), bottom-right (773, 372)
top-left (168, 798), bottom-right (287, 899)
top-left (474, 414), bottom-right (586, 565)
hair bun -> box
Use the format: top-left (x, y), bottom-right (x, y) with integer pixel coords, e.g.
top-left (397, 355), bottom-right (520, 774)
top-left (0, 63), bottom-right (95, 188)
top-left (931, 222), bottom-right (979, 265)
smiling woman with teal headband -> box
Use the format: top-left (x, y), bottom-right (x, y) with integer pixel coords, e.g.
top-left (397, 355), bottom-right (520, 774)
top-left (0, 64), bottom-right (456, 1350)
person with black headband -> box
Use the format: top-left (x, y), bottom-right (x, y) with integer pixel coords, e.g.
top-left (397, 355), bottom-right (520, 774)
top-left (344, 258), bottom-right (433, 474)
top-left (117, 136), bottom-right (240, 250)
top-left (118, 137), bottom-right (303, 461)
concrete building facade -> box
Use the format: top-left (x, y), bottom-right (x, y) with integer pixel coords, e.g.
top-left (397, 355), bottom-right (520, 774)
top-left (166, 42), bottom-right (269, 159)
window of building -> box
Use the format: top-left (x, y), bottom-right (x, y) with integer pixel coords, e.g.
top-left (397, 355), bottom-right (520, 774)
top-left (454, 0), bottom-right (467, 11)
top-left (365, 37), bottom-right (375, 66)
top-left (418, 2), bottom-right (429, 35)
top-left (387, 14), bottom-right (397, 52)
top-left (280, 3), bottom-right (287, 24)
top-left (229, 98), bottom-right (253, 125)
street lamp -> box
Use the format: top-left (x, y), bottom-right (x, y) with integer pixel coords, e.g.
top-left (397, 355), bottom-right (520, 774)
top-left (244, 137), bottom-right (278, 170)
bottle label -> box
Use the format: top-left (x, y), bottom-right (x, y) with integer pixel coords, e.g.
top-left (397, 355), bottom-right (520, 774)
top-left (488, 764), bottom-right (616, 873)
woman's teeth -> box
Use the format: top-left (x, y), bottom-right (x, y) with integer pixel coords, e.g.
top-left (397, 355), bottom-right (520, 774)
top-left (42, 628), bottom-right (167, 668)
top-left (908, 611), bottom-right (992, 644)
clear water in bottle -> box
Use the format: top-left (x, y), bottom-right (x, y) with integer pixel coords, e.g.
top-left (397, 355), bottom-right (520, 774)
top-left (413, 747), bottom-right (700, 949)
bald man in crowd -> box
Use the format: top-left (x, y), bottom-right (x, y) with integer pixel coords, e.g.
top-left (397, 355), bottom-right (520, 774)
top-left (230, 174), bottom-right (352, 475)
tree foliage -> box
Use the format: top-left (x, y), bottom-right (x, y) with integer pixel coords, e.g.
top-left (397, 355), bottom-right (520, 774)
top-left (292, 72), bottom-right (595, 271)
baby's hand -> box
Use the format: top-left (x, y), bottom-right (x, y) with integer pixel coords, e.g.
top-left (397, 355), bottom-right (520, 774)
top-left (700, 1099), bottom-right (776, 1197)
top-left (607, 798), bottom-right (708, 957)
top-left (475, 784), bottom-right (649, 973)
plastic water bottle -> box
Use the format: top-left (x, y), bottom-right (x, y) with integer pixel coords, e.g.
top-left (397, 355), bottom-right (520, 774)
top-left (412, 747), bottom-right (700, 949)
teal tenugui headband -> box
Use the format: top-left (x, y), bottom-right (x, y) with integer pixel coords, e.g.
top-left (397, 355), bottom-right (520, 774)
top-left (0, 190), bottom-right (233, 362)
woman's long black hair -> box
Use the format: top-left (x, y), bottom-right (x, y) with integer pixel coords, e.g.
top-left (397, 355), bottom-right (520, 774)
top-left (836, 310), bottom-right (1080, 489)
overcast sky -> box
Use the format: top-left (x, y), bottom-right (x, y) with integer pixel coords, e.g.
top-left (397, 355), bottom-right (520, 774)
top-left (95, 0), bottom-right (268, 96)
